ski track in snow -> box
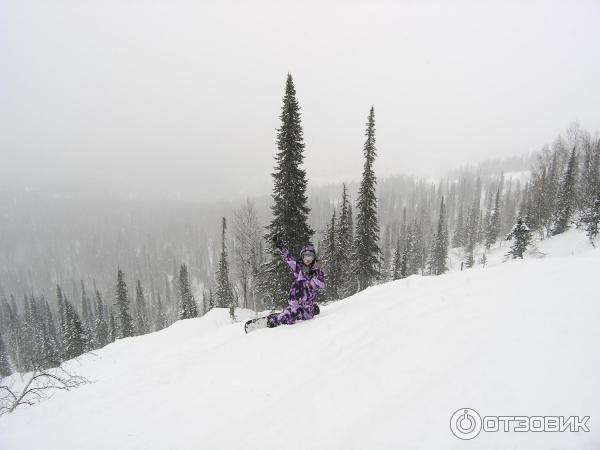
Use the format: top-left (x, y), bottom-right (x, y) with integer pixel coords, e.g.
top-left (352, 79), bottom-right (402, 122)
top-left (1, 230), bottom-right (599, 450)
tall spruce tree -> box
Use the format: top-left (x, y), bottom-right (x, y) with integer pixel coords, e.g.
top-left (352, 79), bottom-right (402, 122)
top-left (541, 153), bottom-right (560, 234)
top-left (115, 269), bottom-right (134, 338)
top-left (354, 106), bottom-right (382, 291)
top-left (4, 299), bottom-right (24, 372)
top-left (391, 237), bottom-right (402, 280)
top-left (22, 295), bottom-right (40, 368)
top-left (134, 280), bottom-right (148, 335)
top-left (215, 217), bottom-right (235, 308)
top-left (93, 289), bottom-right (109, 348)
top-left (582, 198), bottom-right (600, 244)
top-left (178, 264), bottom-right (197, 319)
top-left (501, 182), bottom-right (516, 237)
top-left (156, 293), bottom-right (168, 331)
top-left (485, 188), bottom-right (501, 249)
top-left (381, 224), bottom-right (393, 281)
top-left (108, 308), bottom-right (117, 343)
top-left (581, 140), bottom-right (600, 210)
top-left (336, 184), bottom-right (356, 297)
top-left (0, 298), bottom-right (20, 372)
top-left (163, 275), bottom-right (176, 323)
top-left (0, 331), bottom-right (13, 377)
top-left (29, 296), bottom-right (58, 368)
top-left (202, 290), bottom-right (209, 315)
top-left (428, 197), bottom-right (448, 275)
top-left (80, 281), bottom-right (94, 341)
top-left (452, 206), bottom-right (466, 248)
top-left (400, 221), bottom-right (422, 278)
top-left (261, 74), bottom-right (314, 308)
top-left (62, 295), bottom-right (86, 360)
top-left (464, 199), bottom-right (480, 268)
top-left (40, 299), bottom-right (59, 367)
top-left (320, 210), bottom-right (339, 301)
top-left (553, 147), bottom-right (578, 235)
top-left (56, 285), bottom-right (66, 358)
top-left (529, 167), bottom-right (546, 237)
top-left (407, 220), bottom-right (424, 275)
top-left (208, 289), bottom-right (215, 311)
top-left (507, 215), bottom-right (531, 259)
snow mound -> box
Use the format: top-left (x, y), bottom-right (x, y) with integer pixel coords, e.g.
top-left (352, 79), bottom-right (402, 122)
top-left (1, 230), bottom-right (599, 450)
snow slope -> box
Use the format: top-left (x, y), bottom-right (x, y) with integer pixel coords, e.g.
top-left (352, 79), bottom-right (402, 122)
top-left (1, 230), bottom-right (599, 450)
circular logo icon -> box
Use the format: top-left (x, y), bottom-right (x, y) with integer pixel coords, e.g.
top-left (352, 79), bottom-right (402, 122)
top-left (450, 408), bottom-right (482, 440)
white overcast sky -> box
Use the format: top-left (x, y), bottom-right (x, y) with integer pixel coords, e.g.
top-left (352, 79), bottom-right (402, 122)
top-left (1, 0), bottom-right (599, 200)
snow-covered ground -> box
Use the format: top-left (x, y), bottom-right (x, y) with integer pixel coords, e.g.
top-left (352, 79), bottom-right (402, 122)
top-left (1, 230), bottom-right (599, 450)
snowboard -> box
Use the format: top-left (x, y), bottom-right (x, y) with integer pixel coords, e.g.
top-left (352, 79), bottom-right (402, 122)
top-left (244, 304), bottom-right (320, 334)
top-left (244, 316), bottom-right (272, 333)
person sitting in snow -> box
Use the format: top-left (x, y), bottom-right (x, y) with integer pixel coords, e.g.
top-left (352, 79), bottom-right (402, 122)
top-left (266, 237), bottom-right (326, 328)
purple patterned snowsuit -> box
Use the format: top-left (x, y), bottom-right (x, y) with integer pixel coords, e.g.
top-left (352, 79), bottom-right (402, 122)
top-left (267, 244), bottom-right (326, 327)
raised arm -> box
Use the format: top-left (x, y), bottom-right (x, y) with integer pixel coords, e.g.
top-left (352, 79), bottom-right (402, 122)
top-left (273, 236), bottom-right (300, 275)
top-left (278, 245), bottom-right (301, 275)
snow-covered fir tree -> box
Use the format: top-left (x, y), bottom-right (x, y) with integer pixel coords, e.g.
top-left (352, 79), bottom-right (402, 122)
top-left (380, 224), bottom-right (393, 281)
top-left (391, 238), bottom-right (402, 280)
top-left (507, 215), bottom-right (532, 259)
top-left (155, 293), bottom-right (168, 331)
top-left (582, 198), bottom-right (600, 244)
top-left (553, 147), bottom-right (578, 235)
top-left (35, 299), bottom-right (56, 366)
top-left (61, 294), bottom-right (87, 360)
top-left (485, 188), bottom-right (501, 249)
top-left (163, 275), bottom-right (175, 324)
top-left (80, 281), bottom-right (93, 349)
top-left (479, 251), bottom-right (488, 267)
top-left (580, 138), bottom-right (600, 243)
top-left (108, 308), bottom-right (117, 343)
top-left (115, 269), bottom-right (134, 338)
top-left (581, 138), bottom-right (600, 210)
top-left (21, 296), bottom-right (39, 369)
top-left (397, 221), bottom-right (416, 278)
top-left (93, 289), bottom-right (109, 348)
top-left (428, 197), bottom-right (448, 275)
top-left (178, 264), bottom-right (197, 319)
top-left (201, 290), bottom-right (209, 315)
top-left (208, 289), bottom-right (215, 311)
top-left (409, 220), bottom-right (426, 275)
top-left (543, 153), bottom-right (561, 233)
top-left (463, 200), bottom-right (480, 268)
top-left (134, 280), bottom-right (148, 335)
top-left (319, 210), bottom-right (339, 301)
top-left (452, 206), bottom-right (466, 248)
top-left (215, 217), bottom-right (235, 309)
top-left (38, 297), bottom-right (59, 368)
top-left (354, 106), bottom-right (382, 291)
top-left (55, 286), bottom-right (67, 359)
top-left (0, 332), bottom-right (13, 377)
top-left (336, 184), bottom-right (357, 297)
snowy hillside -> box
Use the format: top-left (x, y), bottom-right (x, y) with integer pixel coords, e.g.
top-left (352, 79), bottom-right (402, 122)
top-left (1, 230), bottom-right (599, 450)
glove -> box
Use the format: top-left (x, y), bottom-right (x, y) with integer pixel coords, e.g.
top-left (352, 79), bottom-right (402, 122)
top-left (273, 235), bottom-right (284, 250)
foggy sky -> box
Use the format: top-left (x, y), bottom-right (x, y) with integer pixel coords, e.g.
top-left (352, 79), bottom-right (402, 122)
top-left (1, 0), bottom-right (599, 200)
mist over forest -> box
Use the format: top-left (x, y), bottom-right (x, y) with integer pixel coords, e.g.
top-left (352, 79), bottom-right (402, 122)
top-left (0, 149), bottom-right (540, 309)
